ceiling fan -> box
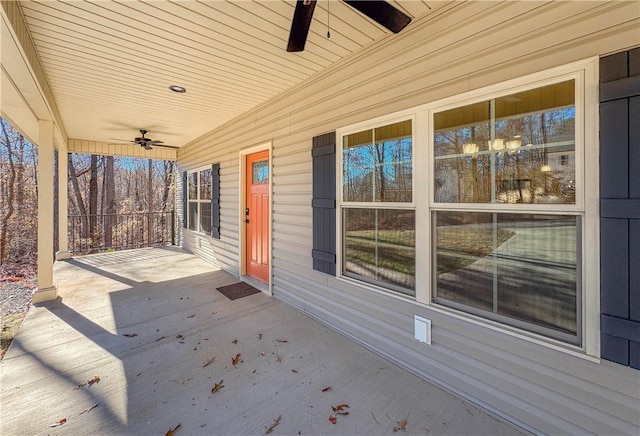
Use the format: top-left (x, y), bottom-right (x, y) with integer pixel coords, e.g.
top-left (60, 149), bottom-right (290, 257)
top-left (287, 0), bottom-right (412, 52)
top-left (110, 130), bottom-right (178, 150)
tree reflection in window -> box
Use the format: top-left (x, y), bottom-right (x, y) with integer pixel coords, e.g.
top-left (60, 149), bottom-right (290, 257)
top-left (343, 120), bottom-right (412, 203)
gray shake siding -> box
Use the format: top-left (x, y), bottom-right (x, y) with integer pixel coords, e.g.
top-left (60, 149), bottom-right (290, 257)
top-left (177, 2), bottom-right (640, 433)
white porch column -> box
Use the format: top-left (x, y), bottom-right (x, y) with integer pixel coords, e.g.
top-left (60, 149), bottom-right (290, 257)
top-left (33, 120), bottom-right (58, 303)
top-left (56, 146), bottom-right (70, 260)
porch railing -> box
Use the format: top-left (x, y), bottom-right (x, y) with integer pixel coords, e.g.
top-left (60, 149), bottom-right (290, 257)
top-left (68, 211), bottom-right (175, 255)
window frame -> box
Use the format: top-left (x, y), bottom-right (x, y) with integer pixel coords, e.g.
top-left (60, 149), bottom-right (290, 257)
top-left (334, 58), bottom-right (599, 357)
top-left (337, 114), bottom-right (418, 296)
top-left (187, 165), bottom-right (213, 235)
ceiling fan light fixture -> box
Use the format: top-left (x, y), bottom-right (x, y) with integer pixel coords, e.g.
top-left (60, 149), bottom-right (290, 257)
top-left (169, 85), bottom-right (186, 93)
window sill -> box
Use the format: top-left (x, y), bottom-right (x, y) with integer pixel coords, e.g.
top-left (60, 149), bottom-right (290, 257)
top-left (334, 274), bottom-right (417, 303)
top-left (423, 302), bottom-right (601, 363)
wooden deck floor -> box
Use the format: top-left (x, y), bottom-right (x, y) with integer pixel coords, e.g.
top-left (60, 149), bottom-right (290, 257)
top-left (0, 247), bottom-right (524, 435)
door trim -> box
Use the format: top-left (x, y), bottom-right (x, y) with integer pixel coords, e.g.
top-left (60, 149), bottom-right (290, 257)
top-left (239, 142), bottom-right (272, 295)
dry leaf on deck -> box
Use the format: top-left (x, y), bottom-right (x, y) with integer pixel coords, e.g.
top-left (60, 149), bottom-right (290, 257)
top-left (176, 334), bottom-right (184, 339)
top-left (211, 380), bottom-right (224, 393)
top-left (202, 357), bottom-right (215, 367)
top-left (48, 418), bottom-right (67, 427)
top-left (291, 369), bottom-right (298, 373)
top-left (328, 416), bottom-right (337, 425)
top-left (275, 352), bottom-right (282, 363)
top-left (232, 339), bottom-right (238, 344)
top-left (258, 333), bottom-right (263, 340)
top-left (123, 333), bottom-right (138, 338)
top-left (393, 417), bottom-right (408, 432)
top-left (331, 404), bottom-right (349, 412)
top-left (79, 403), bottom-right (99, 415)
top-left (321, 387), bottom-right (332, 392)
top-left (275, 339), bottom-right (288, 343)
top-left (265, 415), bottom-right (281, 434)
top-left (232, 353), bottom-right (243, 366)
top-left (166, 423), bottom-right (181, 436)
top-left (87, 376), bottom-right (100, 386)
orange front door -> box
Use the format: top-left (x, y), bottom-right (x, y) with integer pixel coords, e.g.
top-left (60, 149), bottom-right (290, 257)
top-left (245, 150), bottom-right (269, 283)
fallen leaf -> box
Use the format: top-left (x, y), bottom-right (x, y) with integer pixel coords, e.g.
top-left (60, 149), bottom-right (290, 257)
top-left (166, 423), bottom-right (181, 436)
top-left (123, 333), bottom-right (138, 338)
top-left (87, 376), bottom-right (100, 386)
top-left (265, 415), bottom-right (281, 434)
top-left (258, 333), bottom-right (263, 340)
top-left (332, 404), bottom-right (349, 412)
top-left (322, 387), bottom-right (332, 392)
top-left (291, 369), bottom-right (298, 373)
top-left (393, 417), bottom-right (408, 432)
top-left (232, 339), bottom-right (238, 344)
top-left (79, 403), bottom-right (99, 415)
top-left (212, 311), bottom-right (218, 315)
top-left (275, 352), bottom-right (282, 363)
top-left (211, 380), bottom-right (224, 393)
top-left (232, 353), bottom-right (242, 366)
top-left (176, 334), bottom-right (184, 339)
top-left (260, 352), bottom-right (266, 356)
top-left (328, 416), bottom-right (337, 425)
top-left (187, 314), bottom-right (196, 319)
top-left (48, 418), bottom-right (67, 427)
top-left (276, 339), bottom-right (288, 343)
top-left (202, 357), bottom-right (215, 367)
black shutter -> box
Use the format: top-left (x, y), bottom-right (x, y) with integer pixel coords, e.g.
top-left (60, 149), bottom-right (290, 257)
top-left (312, 132), bottom-right (337, 275)
top-left (182, 171), bottom-right (188, 229)
top-left (211, 163), bottom-right (220, 239)
top-left (600, 48), bottom-right (640, 370)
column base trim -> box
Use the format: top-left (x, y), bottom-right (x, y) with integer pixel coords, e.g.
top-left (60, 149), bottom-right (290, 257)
top-left (32, 286), bottom-right (58, 303)
top-left (55, 250), bottom-right (71, 260)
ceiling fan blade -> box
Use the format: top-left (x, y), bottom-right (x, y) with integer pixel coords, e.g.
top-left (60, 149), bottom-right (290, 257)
top-left (343, 1), bottom-right (411, 33)
top-left (148, 140), bottom-right (165, 144)
top-left (287, 0), bottom-right (317, 52)
top-left (143, 144), bottom-right (153, 150)
top-left (152, 144), bottom-right (179, 149)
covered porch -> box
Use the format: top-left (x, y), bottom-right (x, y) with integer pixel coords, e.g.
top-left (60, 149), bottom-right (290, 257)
top-left (0, 247), bottom-right (521, 435)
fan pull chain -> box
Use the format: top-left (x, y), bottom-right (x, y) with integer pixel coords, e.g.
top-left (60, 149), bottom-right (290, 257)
top-left (326, 0), bottom-right (331, 39)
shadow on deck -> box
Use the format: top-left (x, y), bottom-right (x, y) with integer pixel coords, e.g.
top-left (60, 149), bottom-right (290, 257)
top-left (0, 247), bottom-right (523, 435)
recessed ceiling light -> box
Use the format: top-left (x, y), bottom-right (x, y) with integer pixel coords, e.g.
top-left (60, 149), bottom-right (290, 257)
top-left (169, 85), bottom-right (186, 93)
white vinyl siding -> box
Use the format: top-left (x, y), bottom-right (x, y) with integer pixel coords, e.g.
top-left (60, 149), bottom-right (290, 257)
top-left (176, 2), bottom-right (640, 434)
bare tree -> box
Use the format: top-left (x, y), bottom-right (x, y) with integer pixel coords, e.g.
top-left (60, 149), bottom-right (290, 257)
top-left (0, 122), bottom-right (16, 263)
top-left (103, 156), bottom-right (115, 247)
top-left (89, 155), bottom-right (99, 250)
top-left (68, 154), bottom-right (88, 238)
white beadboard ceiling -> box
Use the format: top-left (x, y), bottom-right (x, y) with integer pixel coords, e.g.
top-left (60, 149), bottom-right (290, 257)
top-left (16, 0), bottom-right (436, 148)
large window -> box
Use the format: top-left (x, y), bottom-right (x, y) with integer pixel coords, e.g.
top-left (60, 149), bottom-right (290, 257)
top-left (335, 61), bottom-right (597, 351)
top-left (188, 167), bottom-right (212, 234)
top-left (431, 79), bottom-right (583, 345)
top-left (340, 119), bottom-right (415, 295)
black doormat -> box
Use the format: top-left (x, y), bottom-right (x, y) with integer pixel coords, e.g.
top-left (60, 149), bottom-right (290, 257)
top-left (216, 282), bottom-right (261, 300)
